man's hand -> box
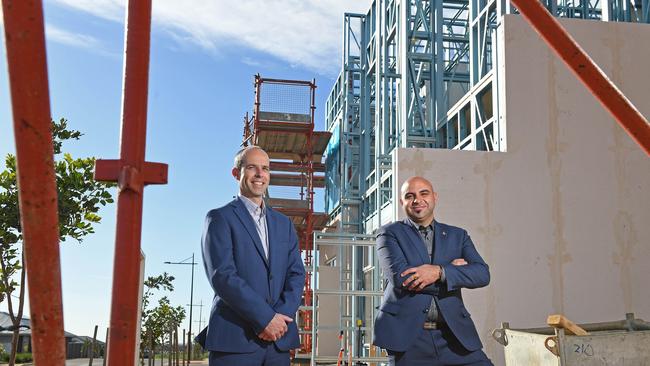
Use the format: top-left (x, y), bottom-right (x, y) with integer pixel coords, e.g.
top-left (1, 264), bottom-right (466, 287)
top-left (401, 258), bottom-right (468, 291)
top-left (401, 264), bottom-right (441, 291)
top-left (451, 258), bottom-right (467, 266)
top-left (258, 313), bottom-right (293, 342)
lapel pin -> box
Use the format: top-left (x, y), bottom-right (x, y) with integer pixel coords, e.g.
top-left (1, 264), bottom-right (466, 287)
top-left (442, 231), bottom-right (447, 236)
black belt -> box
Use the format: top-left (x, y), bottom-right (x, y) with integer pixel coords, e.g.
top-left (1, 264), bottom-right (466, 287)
top-left (423, 321), bottom-right (440, 330)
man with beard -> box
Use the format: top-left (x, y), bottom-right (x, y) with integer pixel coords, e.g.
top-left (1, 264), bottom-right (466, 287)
top-left (373, 176), bottom-right (492, 365)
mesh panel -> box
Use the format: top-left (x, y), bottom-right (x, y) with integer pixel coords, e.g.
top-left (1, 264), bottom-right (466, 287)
top-left (259, 82), bottom-right (312, 115)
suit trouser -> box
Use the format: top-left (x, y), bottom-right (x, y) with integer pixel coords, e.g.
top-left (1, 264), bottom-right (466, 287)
top-left (388, 324), bottom-right (493, 366)
top-left (209, 343), bottom-right (289, 366)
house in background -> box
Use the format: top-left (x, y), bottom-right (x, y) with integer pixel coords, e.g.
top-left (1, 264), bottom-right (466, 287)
top-left (0, 311), bottom-right (104, 358)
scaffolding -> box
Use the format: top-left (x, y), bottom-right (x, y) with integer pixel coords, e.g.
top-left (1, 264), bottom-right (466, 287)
top-left (311, 232), bottom-right (387, 364)
top-left (242, 75), bottom-right (331, 356)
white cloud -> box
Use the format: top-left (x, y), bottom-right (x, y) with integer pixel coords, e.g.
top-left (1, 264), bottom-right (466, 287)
top-left (49, 0), bottom-right (124, 21)
top-left (45, 24), bottom-right (102, 49)
top-left (47, 0), bottom-right (371, 77)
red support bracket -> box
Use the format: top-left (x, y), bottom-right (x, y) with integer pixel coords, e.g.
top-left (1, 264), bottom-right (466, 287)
top-left (510, 0), bottom-right (650, 156)
top-left (95, 159), bottom-right (168, 193)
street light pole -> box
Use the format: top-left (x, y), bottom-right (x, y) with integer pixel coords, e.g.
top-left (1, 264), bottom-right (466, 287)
top-left (189, 252), bottom-right (195, 361)
top-left (164, 253), bottom-right (197, 363)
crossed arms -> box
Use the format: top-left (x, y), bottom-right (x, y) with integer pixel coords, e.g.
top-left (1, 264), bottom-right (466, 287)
top-left (376, 226), bottom-right (490, 295)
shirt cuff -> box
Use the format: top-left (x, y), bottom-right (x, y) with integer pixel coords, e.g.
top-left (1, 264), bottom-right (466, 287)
top-left (439, 265), bottom-right (446, 282)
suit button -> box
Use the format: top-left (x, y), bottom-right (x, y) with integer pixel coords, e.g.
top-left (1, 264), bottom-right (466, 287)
top-left (269, 274), bottom-right (273, 280)
top-left (267, 298), bottom-right (272, 304)
top-left (423, 308), bottom-right (429, 313)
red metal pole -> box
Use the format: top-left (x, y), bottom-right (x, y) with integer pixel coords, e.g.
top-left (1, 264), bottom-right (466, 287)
top-left (254, 74), bottom-right (262, 140)
top-left (305, 80), bottom-right (316, 352)
top-left (510, 0), bottom-right (650, 156)
top-left (94, 0), bottom-right (167, 364)
top-left (1, 0), bottom-right (65, 365)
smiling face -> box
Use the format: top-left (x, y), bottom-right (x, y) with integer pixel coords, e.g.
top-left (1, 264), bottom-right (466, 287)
top-left (232, 147), bottom-right (270, 206)
top-left (400, 177), bottom-right (437, 226)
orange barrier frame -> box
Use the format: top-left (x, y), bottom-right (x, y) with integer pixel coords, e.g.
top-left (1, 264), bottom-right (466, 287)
top-left (93, 0), bottom-right (168, 365)
top-left (2, 0), bottom-right (65, 364)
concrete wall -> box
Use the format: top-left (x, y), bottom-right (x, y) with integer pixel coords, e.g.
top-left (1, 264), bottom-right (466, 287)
top-left (315, 265), bottom-right (342, 357)
top-left (393, 15), bottom-right (650, 363)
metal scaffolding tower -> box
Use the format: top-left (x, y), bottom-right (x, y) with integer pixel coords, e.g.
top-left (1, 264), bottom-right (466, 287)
top-left (242, 75), bottom-right (332, 356)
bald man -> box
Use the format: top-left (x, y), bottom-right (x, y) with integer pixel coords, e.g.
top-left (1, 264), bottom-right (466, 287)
top-left (373, 177), bottom-right (492, 365)
top-left (200, 146), bottom-right (305, 366)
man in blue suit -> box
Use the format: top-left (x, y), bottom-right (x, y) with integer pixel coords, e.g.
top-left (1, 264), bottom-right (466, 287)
top-left (201, 146), bottom-right (305, 366)
top-left (373, 176), bottom-right (492, 365)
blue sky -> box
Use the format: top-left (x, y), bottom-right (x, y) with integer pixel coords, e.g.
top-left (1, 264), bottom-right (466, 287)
top-left (0, 0), bottom-right (369, 338)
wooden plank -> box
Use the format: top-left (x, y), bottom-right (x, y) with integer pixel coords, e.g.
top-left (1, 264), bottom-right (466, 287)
top-left (547, 314), bottom-right (589, 336)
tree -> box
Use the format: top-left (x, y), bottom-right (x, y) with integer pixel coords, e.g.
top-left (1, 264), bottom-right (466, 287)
top-left (0, 118), bottom-right (114, 366)
top-left (140, 273), bottom-right (186, 364)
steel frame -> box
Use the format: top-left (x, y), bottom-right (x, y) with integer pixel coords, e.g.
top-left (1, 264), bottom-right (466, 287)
top-left (310, 232), bottom-right (386, 365)
top-left (325, 13), bottom-right (365, 234)
top-left (326, 0), bottom-right (650, 236)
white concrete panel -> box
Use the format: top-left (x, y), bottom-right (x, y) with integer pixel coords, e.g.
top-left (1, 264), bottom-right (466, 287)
top-left (393, 15), bottom-right (650, 363)
top-left (315, 265), bottom-right (342, 357)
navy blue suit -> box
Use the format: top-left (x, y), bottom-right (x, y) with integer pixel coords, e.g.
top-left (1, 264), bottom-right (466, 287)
top-left (201, 198), bottom-right (305, 355)
top-left (373, 219), bottom-right (490, 356)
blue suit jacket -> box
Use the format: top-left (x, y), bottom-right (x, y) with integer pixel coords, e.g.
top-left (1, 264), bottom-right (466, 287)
top-left (200, 198), bottom-right (305, 353)
top-left (373, 219), bottom-right (490, 352)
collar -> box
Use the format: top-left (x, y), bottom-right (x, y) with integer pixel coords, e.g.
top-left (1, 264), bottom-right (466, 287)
top-left (406, 217), bottom-right (434, 232)
top-left (238, 194), bottom-right (266, 216)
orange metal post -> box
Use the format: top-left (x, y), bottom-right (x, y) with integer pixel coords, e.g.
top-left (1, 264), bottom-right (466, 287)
top-left (1, 1), bottom-right (65, 364)
top-left (304, 79), bottom-right (317, 352)
top-left (510, 0), bottom-right (650, 156)
top-left (94, 0), bottom-right (167, 364)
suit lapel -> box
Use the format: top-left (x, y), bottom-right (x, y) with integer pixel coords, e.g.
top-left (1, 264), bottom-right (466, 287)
top-left (231, 198), bottom-right (269, 268)
top-left (266, 208), bottom-right (279, 276)
top-left (401, 219), bottom-right (429, 264)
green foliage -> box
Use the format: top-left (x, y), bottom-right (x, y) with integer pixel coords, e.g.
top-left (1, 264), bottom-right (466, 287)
top-left (0, 118), bottom-right (114, 365)
top-left (140, 273), bottom-right (186, 350)
top-left (51, 118), bottom-right (82, 155)
top-left (56, 152), bottom-right (114, 241)
top-left (14, 353), bottom-right (32, 363)
top-left (0, 353), bottom-right (32, 363)
top-left (142, 273), bottom-right (176, 311)
top-left (0, 118), bottom-right (114, 295)
top-left (52, 118), bottom-right (115, 241)
top-left (192, 343), bottom-right (207, 360)
top-left (0, 154), bottom-right (20, 304)
top-left (81, 338), bottom-right (104, 357)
